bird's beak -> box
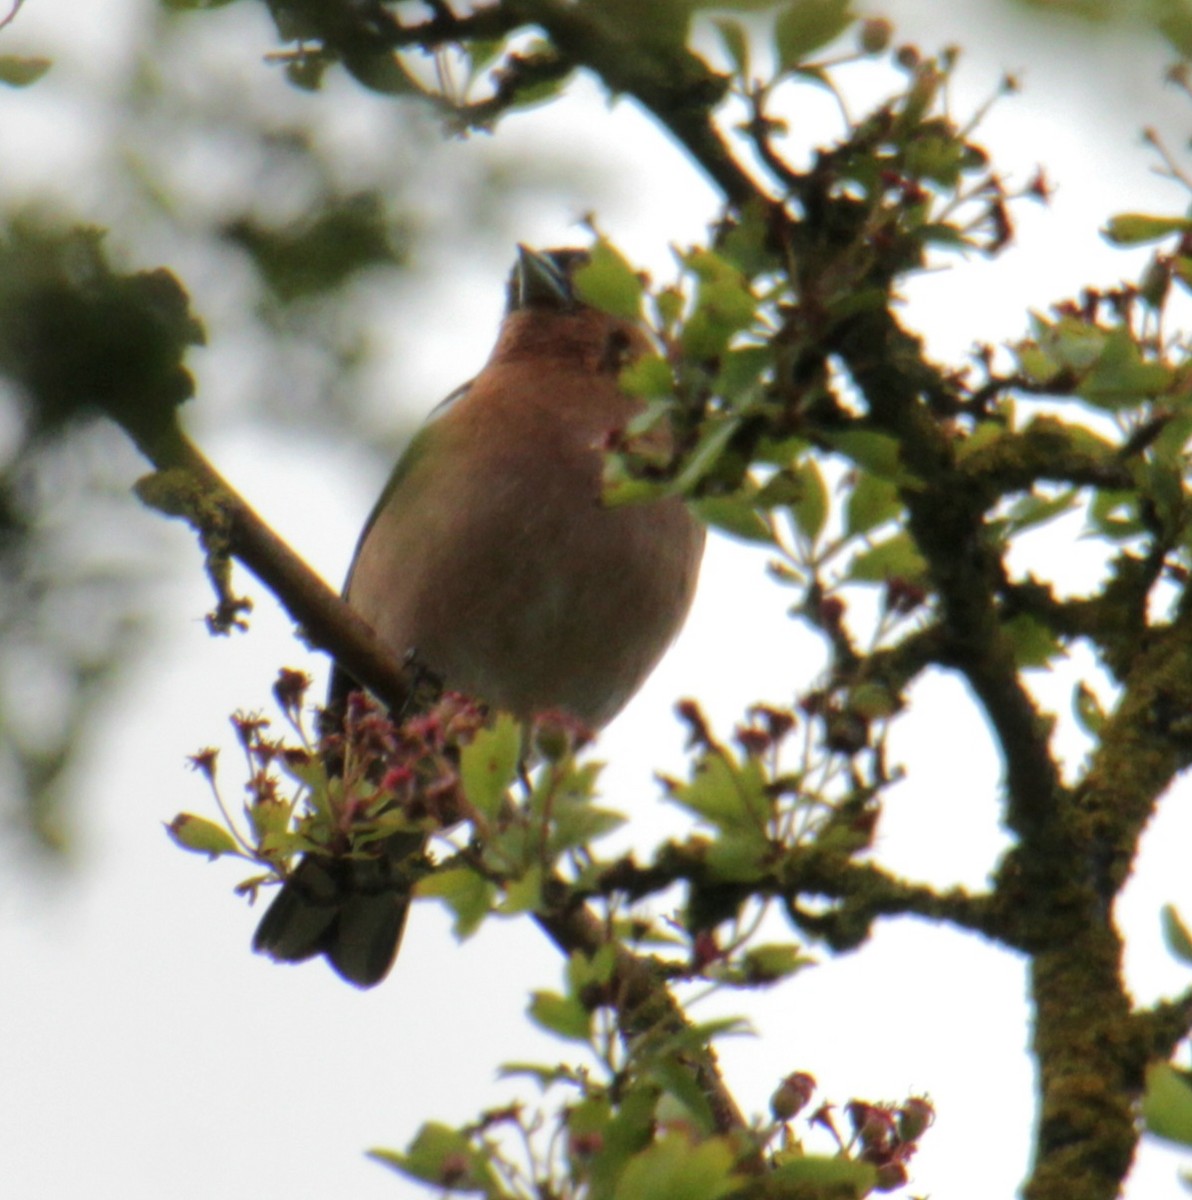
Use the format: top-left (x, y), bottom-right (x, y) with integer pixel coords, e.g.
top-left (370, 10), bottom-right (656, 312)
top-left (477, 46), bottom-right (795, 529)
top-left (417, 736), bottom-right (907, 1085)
top-left (512, 244), bottom-right (574, 312)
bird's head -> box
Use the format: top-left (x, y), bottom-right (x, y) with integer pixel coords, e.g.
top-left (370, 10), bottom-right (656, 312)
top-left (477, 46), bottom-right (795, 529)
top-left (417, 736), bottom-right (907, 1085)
top-left (494, 244), bottom-right (651, 373)
top-left (506, 245), bottom-right (591, 314)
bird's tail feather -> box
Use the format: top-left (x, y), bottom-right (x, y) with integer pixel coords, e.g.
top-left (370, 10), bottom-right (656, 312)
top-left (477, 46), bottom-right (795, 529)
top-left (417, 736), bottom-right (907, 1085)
top-left (252, 830), bottom-right (427, 988)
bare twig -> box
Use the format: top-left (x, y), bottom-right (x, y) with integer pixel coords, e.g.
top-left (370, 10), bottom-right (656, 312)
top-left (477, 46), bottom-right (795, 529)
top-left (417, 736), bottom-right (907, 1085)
top-left (0, 0), bottom-right (26, 33)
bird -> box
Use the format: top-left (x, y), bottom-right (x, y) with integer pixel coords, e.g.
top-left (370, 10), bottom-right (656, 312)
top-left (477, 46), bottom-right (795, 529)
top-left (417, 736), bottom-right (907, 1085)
top-left (252, 244), bottom-right (706, 987)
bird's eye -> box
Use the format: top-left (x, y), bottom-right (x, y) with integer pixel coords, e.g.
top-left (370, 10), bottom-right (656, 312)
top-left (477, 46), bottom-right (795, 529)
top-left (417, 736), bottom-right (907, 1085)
top-left (602, 327), bottom-right (634, 372)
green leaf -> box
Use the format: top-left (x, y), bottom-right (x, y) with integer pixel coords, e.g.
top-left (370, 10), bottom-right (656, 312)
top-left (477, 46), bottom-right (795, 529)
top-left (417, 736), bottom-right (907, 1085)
top-left (505, 69), bottom-right (571, 112)
top-left (667, 750), bottom-right (769, 832)
top-left (418, 867), bottom-right (495, 939)
top-left (1078, 327), bottom-right (1173, 408)
top-left (499, 864), bottom-right (543, 914)
top-left (826, 428), bottom-right (907, 480)
top-left (845, 532), bottom-right (927, 584)
top-left (1036, 313), bottom-right (1105, 372)
top-left (342, 49), bottom-right (422, 96)
top-left (1073, 682), bottom-right (1107, 736)
top-left (587, 1085), bottom-right (657, 1195)
top-left (845, 471), bottom-right (901, 535)
top-left (284, 53), bottom-right (329, 92)
top-left (1162, 905), bottom-right (1192, 966)
top-left (498, 1060), bottom-right (582, 1088)
top-left (165, 814), bottom-right (241, 859)
top-left (693, 496), bottom-right (773, 544)
top-left (246, 796), bottom-right (293, 846)
top-left (460, 713), bottom-right (521, 822)
top-left (575, 240), bottom-right (644, 321)
top-left (680, 250), bottom-right (756, 359)
top-left (788, 458), bottom-right (828, 544)
top-left (1003, 488), bottom-right (1078, 536)
top-left (737, 942), bottom-right (812, 984)
top-left (712, 17), bottom-right (750, 77)
top-left (651, 1060), bottom-right (717, 1133)
top-left (613, 1133), bottom-right (738, 1200)
top-left (1104, 213), bottom-right (1192, 246)
top-left (774, 0), bottom-right (854, 69)
top-left (568, 943), bottom-right (617, 992)
top-left (1158, 2), bottom-right (1192, 56)
top-left (768, 1154), bottom-right (877, 1194)
top-left (954, 421), bottom-right (1011, 463)
top-left (704, 829), bottom-right (770, 882)
top-left (1001, 613), bottom-right (1064, 670)
top-left (548, 799), bottom-right (626, 854)
top-left (673, 416), bottom-right (743, 493)
top-left (848, 681), bottom-right (899, 720)
top-left (717, 344), bottom-right (771, 403)
top-left (1144, 1063), bottom-right (1192, 1148)
top-left (369, 1121), bottom-right (496, 1191)
top-left (528, 990), bottom-right (593, 1041)
top-left (717, 200), bottom-right (776, 280)
top-left (1015, 344), bottom-right (1062, 386)
top-left (620, 353), bottom-right (674, 399)
top-left (465, 37), bottom-right (508, 82)
top-left (1088, 489), bottom-right (1142, 541)
top-left (0, 56), bottom-right (52, 87)
top-left (904, 134), bottom-right (974, 187)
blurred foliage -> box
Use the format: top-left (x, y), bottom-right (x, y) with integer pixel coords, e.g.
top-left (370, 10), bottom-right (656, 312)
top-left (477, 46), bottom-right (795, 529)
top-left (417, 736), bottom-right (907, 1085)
top-left (9, 1), bottom-right (1192, 1196)
top-left (0, 0), bottom-right (595, 855)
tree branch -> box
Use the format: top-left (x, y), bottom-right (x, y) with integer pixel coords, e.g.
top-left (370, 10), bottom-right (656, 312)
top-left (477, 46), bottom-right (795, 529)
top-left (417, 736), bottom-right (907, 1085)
top-left (1134, 985), bottom-right (1192, 1063)
top-left (831, 308), bottom-right (1067, 839)
top-left (510, 0), bottom-right (764, 209)
top-left (596, 843), bottom-right (1007, 949)
top-left (532, 892), bottom-right (749, 1137)
top-left (127, 422), bottom-right (414, 716)
top-left (116, 413), bottom-right (750, 1140)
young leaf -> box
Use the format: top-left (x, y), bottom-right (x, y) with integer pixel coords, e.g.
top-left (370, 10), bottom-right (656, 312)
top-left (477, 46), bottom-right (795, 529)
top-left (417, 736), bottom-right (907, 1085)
top-left (713, 18), bottom-right (750, 78)
top-left (418, 867), bottom-right (496, 939)
top-left (0, 56), bottom-right (51, 88)
top-left (1143, 1062), bottom-right (1192, 1148)
top-left (768, 1154), bottom-right (877, 1194)
top-left (1104, 213), bottom-right (1192, 246)
top-left (528, 990), bottom-right (593, 1042)
top-left (788, 458), bottom-right (828, 544)
top-left (1001, 614), bottom-right (1064, 670)
top-left (575, 240), bottom-right (645, 321)
top-left (165, 814), bottom-right (241, 859)
top-left (845, 471), bottom-right (900, 536)
top-left (667, 750), bottom-right (769, 832)
top-left (846, 532), bottom-right (928, 584)
top-left (693, 496), bottom-right (773, 544)
top-left (460, 713), bottom-right (521, 822)
top-left (369, 1122), bottom-right (497, 1190)
top-left (775, 0), bottom-right (855, 70)
top-left (1073, 682), bottom-right (1106, 736)
top-left (1161, 904), bottom-right (1192, 966)
top-left (613, 1132), bottom-right (738, 1200)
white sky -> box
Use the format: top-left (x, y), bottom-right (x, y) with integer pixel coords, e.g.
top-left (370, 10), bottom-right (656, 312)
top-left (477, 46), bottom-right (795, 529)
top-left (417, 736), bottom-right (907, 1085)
top-left (3, 1), bottom-right (1192, 1197)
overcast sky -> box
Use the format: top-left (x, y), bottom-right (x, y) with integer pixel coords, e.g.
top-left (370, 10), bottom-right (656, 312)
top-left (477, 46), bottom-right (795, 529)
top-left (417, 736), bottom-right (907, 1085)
top-left (3, 2), bottom-right (1192, 1198)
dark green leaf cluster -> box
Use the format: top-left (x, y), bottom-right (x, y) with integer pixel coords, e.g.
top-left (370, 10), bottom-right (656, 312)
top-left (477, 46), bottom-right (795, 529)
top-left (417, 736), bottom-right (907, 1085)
top-left (0, 221), bottom-right (203, 452)
top-left (223, 192), bottom-right (407, 303)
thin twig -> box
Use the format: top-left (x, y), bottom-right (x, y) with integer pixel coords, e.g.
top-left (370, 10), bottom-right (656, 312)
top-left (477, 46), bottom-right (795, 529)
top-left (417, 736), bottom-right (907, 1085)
top-left (0, 0), bottom-right (26, 33)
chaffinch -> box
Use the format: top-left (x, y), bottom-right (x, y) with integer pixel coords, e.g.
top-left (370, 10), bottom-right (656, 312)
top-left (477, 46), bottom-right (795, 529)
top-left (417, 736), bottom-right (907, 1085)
top-left (253, 245), bottom-right (706, 986)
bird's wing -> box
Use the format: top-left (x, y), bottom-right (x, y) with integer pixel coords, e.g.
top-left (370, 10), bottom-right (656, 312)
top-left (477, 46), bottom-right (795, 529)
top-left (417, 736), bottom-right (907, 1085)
top-left (326, 378), bottom-right (474, 715)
